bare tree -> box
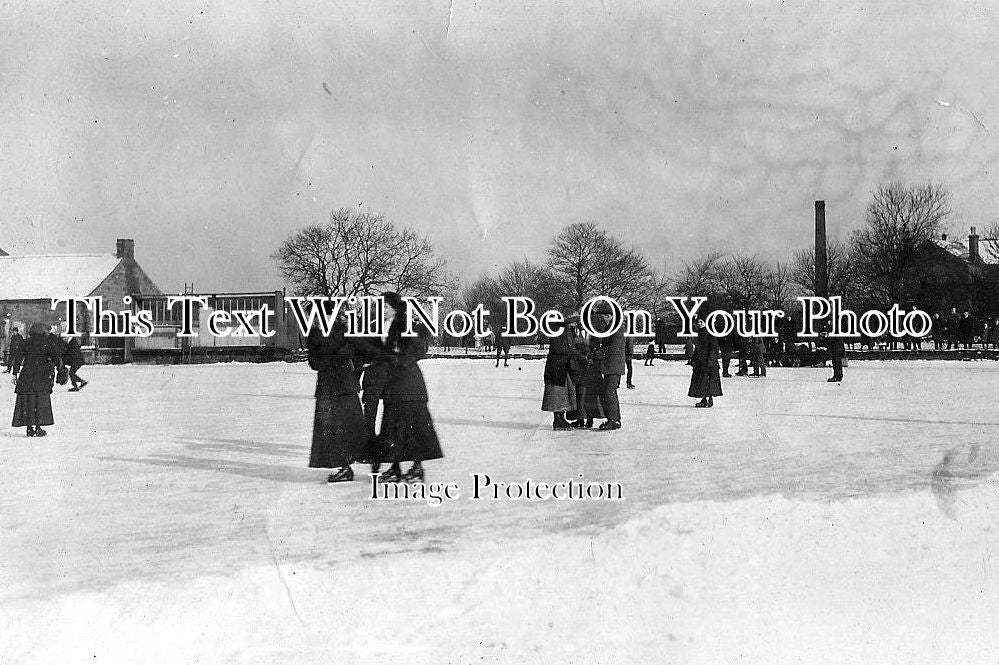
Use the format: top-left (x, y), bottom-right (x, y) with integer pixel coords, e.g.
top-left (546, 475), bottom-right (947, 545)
top-left (640, 267), bottom-right (672, 318)
top-left (763, 261), bottom-right (793, 311)
top-left (718, 254), bottom-right (770, 310)
top-left (790, 240), bottom-right (859, 301)
top-left (671, 250), bottom-right (726, 298)
top-left (850, 182), bottom-right (951, 306)
top-left (272, 208), bottom-right (453, 297)
top-left (547, 222), bottom-right (653, 310)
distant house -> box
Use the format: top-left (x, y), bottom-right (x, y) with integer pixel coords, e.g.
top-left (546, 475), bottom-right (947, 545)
top-left (909, 228), bottom-right (999, 317)
top-left (0, 239), bottom-right (162, 352)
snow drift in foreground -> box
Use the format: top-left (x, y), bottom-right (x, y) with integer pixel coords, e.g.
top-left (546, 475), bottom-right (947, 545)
top-left (1, 360), bottom-right (997, 664)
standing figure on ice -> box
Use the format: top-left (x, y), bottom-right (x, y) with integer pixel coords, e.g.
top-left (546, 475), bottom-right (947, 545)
top-left (7, 326), bottom-right (24, 377)
top-left (541, 314), bottom-right (583, 431)
top-left (62, 335), bottom-right (88, 391)
top-left (688, 318), bottom-right (722, 408)
top-left (306, 304), bottom-right (369, 483)
top-left (592, 302), bottom-right (625, 430)
top-left (11, 322), bottom-right (63, 437)
top-left (494, 326), bottom-right (511, 367)
top-left (568, 326), bottom-right (604, 428)
top-left (352, 316), bottom-right (395, 476)
top-left (376, 292), bottom-right (443, 483)
top-left (822, 329), bottom-right (846, 383)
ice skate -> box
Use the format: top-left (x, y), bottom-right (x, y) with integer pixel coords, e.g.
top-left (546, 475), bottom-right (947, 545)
top-left (327, 466), bottom-right (354, 483)
top-left (380, 463), bottom-right (403, 483)
top-left (26, 426), bottom-right (35, 437)
top-left (695, 398), bottom-right (709, 408)
top-left (598, 419), bottom-right (621, 430)
top-left (34, 427), bottom-right (47, 437)
top-left (401, 463), bottom-right (424, 483)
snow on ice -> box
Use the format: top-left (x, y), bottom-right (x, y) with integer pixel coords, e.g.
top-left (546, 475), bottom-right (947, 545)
top-left (1, 358), bottom-right (997, 664)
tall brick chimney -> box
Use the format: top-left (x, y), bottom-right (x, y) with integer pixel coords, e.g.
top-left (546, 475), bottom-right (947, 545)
top-left (116, 238), bottom-right (135, 260)
top-left (814, 200), bottom-right (828, 298)
top-left (115, 238), bottom-right (139, 295)
top-left (969, 227), bottom-right (981, 264)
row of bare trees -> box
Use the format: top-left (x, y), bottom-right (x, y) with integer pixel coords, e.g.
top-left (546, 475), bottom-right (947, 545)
top-left (273, 181), bottom-right (973, 326)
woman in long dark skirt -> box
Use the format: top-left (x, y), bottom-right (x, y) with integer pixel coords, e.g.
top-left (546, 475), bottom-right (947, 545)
top-left (541, 315), bottom-right (582, 430)
top-left (570, 330), bottom-right (605, 428)
top-left (688, 318), bottom-right (723, 408)
top-left (12, 322), bottom-right (63, 437)
top-left (307, 311), bottom-right (369, 483)
top-left (377, 292), bottom-right (443, 483)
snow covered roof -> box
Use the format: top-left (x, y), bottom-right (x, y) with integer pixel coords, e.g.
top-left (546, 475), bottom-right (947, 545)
top-left (930, 237), bottom-right (971, 261)
top-left (0, 254), bottom-right (122, 300)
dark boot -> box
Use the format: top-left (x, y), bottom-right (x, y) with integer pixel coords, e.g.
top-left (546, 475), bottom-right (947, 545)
top-left (381, 463), bottom-right (403, 483)
top-left (695, 398), bottom-right (708, 408)
top-left (401, 462), bottom-right (425, 483)
top-left (34, 427), bottom-right (47, 437)
top-left (553, 413), bottom-right (571, 431)
top-left (26, 426), bottom-right (35, 437)
top-left (707, 396), bottom-right (714, 408)
top-left (327, 466), bottom-right (354, 483)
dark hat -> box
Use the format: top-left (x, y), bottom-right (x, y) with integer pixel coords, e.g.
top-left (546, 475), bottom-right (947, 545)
top-left (28, 321), bottom-right (49, 336)
top-left (381, 291), bottom-right (405, 310)
top-left (593, 301), bottom-right (614, 315)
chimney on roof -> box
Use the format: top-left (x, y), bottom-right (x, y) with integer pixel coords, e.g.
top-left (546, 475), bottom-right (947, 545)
top-left (116, 238), bottom-right (135, 260)
top-left (969, 227), bottom-right (981, 264)
top-left (941, 233), bottom-right (948, 241)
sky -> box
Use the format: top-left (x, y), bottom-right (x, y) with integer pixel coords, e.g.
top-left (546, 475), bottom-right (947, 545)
top-left (2, 0), bottom-right (998, 293)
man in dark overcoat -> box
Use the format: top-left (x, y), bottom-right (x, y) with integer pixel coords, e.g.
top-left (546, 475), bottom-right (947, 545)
top-left (654, 317), bottom-right (668, 353)
top-left (7, 327), bottom-right (24, 376)
top-left (592, 304), bottom-right (625, 430)
top-left (624, 336), bottom-right (635, 389)
top-left (823, 330), bottom-right (846, 382)
top-left (63, 336), bottom-right (88, 391)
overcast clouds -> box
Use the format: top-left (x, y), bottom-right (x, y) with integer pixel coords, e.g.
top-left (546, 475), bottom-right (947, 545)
top-left (1, 0), bottom-right (997, 292)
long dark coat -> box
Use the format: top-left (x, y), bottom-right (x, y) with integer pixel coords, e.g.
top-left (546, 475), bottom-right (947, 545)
top-left (573, 335), bottom-right (605, 419)
top-left (654, 318), bottom-right (668, 346)
top-left (63, 337), bottom-right (85, 367)
top-left (378, 319), bottom-right (443, 463)
top-left (12, 333), bottom-right (62, 427)
top-left (594, 327), bottom-right (627, 376)
top-left (306, 320), bottom-right (368, 469)
top-left (542, 328), bottom-right (579, 412)
top-left (687, 329), bottom-right (723, 398)
top-left (543, 329), bottom-right (574, 386)
top-left (8, 332), bottom-right (24, 368)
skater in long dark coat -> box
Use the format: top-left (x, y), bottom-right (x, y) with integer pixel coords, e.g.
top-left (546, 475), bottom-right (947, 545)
top-left (7, 327), bottom-right (24, 376)
top-left (823, 330), bottom-right (846, 382)
top-left (352, 337), bottom-right (390, 469)
top-left (377, 292), bottom-right (443, 483)
top-left (570, 331), bottom-right (604, 428)
top-left (592, 304), bottom-right (625, 430)
top-left (541, 316), bottom-right (582, 430)
top-left (688, 319), bottom-right (722, 408)
top-left (654, 317), bottom-right (668, 353)
top-left (307, 310), bottom-right (369, 483)
top-left (12, 322), bottom-right (63, 436)
top-left (62, 336), bottom-right (88, 391)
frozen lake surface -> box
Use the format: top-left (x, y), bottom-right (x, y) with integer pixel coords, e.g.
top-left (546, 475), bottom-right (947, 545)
top-left (1, 359), bottom-right (997, 664)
